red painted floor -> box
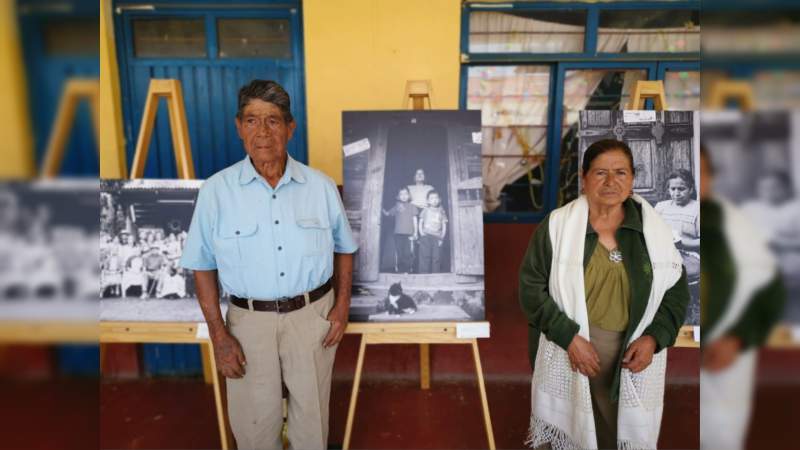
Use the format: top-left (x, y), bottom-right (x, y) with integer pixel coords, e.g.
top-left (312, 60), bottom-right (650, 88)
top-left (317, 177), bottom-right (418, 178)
top-left (100, 376), bottom-right (699, 450)
top-left (0, 378), bottom-right (98, 450)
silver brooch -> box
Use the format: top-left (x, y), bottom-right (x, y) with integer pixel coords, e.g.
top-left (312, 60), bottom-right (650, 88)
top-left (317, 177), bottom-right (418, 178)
top-left (609, 249), bottom-right (623, 263)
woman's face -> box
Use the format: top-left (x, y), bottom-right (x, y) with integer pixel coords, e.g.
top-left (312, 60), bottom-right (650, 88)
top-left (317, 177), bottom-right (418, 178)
top-left (667, 178), bottom-right (692, 206)
top-left (582, 150), bottom-right (635, 209)
top-left (414, 169), bottom-right (425, 183)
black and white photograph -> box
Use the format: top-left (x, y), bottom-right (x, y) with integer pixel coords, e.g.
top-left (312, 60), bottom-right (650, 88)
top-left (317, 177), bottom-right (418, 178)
top-left (703, 111), bottom-right (800, 323)
top-left (0, 180), bottom-right (98, 321)
top-left (342, 110), bottom-right (485, 322)
top-left (578, 110), bottom-right (701, 325)
top-left (100, 179), bottom-right (227, 322)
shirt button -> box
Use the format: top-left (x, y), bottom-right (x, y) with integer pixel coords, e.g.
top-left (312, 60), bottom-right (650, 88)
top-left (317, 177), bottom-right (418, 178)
top-left (272, 194), bottom-right (276, 199)
top-left (235, 230), bottom-right (240, 235)
top-left (280, 272), bottom-right (285, 277)
top-left (274, 220), bottom-right (279, 225)
top-left (278, 246), bottom-right (282, 251)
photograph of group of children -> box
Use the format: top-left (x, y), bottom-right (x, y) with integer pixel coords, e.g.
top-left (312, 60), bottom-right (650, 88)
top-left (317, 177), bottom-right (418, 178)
top-left (0, 181), bottom-right (97, 320)
top-left (381, 168), bottom-right (449, 275)
top-left (99, 179), bottom-right (225, 322)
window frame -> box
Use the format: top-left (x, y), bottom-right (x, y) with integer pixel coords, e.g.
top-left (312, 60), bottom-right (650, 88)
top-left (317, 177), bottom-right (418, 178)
top-left (460, 1), bottom-right (701, 223)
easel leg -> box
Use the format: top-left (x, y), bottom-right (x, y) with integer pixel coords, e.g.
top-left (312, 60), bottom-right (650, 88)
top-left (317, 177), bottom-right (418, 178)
top-left (201, 343), bottom-right (214, 384)
top-left (420, 343), bottom-right (430, 389)
top-left (343, 335), bottom-right (367, 450)
top-left (471, 339), bottom-right (496, 450)
top-left (207, 341), bottom-right (231, 450)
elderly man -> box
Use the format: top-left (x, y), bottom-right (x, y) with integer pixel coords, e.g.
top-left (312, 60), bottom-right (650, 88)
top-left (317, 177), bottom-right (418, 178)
top-left (180, 79), bottom-right (357, 450)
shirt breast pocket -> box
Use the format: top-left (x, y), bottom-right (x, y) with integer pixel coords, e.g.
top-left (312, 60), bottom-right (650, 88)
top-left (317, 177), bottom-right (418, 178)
top-left (296, 216), bottom-right (332, 256)
top-left (214, 221), bottom-right (258, 267)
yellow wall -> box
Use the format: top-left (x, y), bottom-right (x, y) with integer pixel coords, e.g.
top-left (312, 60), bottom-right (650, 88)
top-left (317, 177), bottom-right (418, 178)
top-left (98, 1), bottom-right (462, 182)
top-left (303, 0), bottom-right (462, 183)
top-left (0, 1), bottom-right (35, 178)
top-left (100, 0), bottom-right (128, 179)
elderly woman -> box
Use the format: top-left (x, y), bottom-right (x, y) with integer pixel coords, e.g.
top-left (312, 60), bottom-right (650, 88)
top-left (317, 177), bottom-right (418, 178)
top-left (520, 139), bottom-right (690, 450)
top-left (699, 148), bottom-right (784, 450)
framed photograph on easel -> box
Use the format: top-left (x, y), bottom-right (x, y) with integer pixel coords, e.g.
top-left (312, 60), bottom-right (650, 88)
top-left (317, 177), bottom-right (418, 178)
top-left (342, 110), bottom-right (485, 323)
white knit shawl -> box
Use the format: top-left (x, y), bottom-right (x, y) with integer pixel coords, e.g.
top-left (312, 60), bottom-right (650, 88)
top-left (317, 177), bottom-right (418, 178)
top-left (528, 194), bottom-right (683, 450)
top-left (700, 197), bottom-right (777, 450)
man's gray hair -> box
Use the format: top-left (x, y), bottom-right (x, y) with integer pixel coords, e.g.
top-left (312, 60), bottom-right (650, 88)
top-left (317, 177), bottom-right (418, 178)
top-left (236, 79), bottom-right (294, 123)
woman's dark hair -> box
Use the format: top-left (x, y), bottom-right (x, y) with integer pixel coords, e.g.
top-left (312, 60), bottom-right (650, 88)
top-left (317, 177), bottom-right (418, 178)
top-left (236, 79), bottom-right (294, 123)
top-left (664, 169), bottom-right (696, 197)
top-left (581, 139), bottom-right (635, 175)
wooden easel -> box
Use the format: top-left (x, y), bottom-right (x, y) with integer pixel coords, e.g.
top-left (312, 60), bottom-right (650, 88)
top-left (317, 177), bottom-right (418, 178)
top-left (628, 79), bottom-right (698, 349)
top-left (129, 79), bottom-right (195, 179)
top-left (705, 80), bottom-right (756, 111)
top-left (341, 81), bottom-right (496, 450)
top-left (40, 78), bottom-right (100, 177)
top-left (100, 79), bottom-right (231, 450)
top-left (627, 80), bottom-right (668, 111)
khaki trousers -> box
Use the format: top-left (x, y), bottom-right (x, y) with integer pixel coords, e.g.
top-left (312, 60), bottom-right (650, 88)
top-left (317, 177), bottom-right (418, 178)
top-left (588, 324), bottom-right (624, 450)
top-left (225, 289), bottom-right (337, 450)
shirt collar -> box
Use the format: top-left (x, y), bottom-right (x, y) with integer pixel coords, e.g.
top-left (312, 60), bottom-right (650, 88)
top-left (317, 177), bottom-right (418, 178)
top-left (239, 154), bottom-right (306, 185)
top-left (585, 197), bottom-right (643, 235)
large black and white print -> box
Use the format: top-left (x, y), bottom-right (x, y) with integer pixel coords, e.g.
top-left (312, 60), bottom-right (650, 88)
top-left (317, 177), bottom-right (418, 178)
top-left (703, 111), bottom-right (800, 323)
top-left (100, 179), bottom-right (226, 322)
top-left (0, 180), bottom-right (97, 320)
top-left (343, 110), bottom-right (485, 322)
top-left (578, 110), bottom-right (700, 325)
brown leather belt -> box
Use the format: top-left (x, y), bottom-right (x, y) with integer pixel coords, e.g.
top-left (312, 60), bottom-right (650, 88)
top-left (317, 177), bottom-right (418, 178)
top-left (230, 278), bottom-right (332, 313)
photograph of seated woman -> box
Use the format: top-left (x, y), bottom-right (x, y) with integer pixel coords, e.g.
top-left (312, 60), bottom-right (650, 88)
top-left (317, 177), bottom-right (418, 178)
top-left (655, 169), bottom-right (700, 308)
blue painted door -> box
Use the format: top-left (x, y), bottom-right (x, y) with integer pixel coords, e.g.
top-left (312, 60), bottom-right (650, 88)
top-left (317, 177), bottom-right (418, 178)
top-left (114, 1), bottom-right (306, 376)
top-left (18, 0), bottom-right (99, 176)
top-left (115, 1), bottom-right (308, 180)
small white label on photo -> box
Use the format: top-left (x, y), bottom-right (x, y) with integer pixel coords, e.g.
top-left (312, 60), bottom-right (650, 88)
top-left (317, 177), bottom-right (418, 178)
top-left (693, 326), bottom-right (700, 342)
top-left (196, 322), bottom-right (209, 340)
top-left (472, 132), bottom-right (482, 144)
top-left (623, 110), bottom-right (656, 123)
top-left (343, 138), bottom-right (371, 157)
top-left (457, 322), bottom-right (490, 339)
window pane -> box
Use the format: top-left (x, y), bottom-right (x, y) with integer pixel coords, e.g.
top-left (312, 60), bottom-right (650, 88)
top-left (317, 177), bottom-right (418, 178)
top-left (664, 70), bottom-right (700, 111)
top-left (484, 156), bottom-right (546, 214)
top-left (217, 19), bottom-right (292, 59)
top-left (598, 10), bottom-right (700, 53)
top-left (43, 19), bottom-right (99, 56)
top-left (469, 10), bottom-right (585, 54)
top-left (133, 18), bottom-right (206, 58)
top-left (558, 69), bottom-right (647, 206)
top-left (467, 66), bottom-right (550, 213)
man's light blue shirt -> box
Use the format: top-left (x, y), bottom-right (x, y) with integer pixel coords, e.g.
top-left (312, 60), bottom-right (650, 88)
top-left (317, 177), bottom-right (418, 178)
top-left (180, 155), bottom-right (358, 299)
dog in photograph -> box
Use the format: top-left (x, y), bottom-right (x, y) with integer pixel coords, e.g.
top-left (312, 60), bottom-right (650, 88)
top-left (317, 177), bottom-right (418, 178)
top-left (384, 282), bottom-right (417, 315)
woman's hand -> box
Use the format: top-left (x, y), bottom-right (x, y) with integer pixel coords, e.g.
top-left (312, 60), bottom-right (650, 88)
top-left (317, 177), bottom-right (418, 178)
top-left (567, 335), bottom-right (600, 377)
top-left (622, 335), bottom-right (657, 373)
top-left (702, 335), bottom-right (742, 372)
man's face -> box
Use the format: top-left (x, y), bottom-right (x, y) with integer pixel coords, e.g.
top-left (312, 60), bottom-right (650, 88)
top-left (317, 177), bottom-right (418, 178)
top-left (235, 99), bottom-right (296, 166)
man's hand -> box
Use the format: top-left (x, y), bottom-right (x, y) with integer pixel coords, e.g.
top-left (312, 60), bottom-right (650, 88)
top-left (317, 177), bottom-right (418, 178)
top-left (323, 305), bottom-right (348, 348)
top-left (211, 330), bottom-right (247, 378)
top-left (702, 335), bottom-right (742, 372)
top-left (567, 335), bottom-right (600, 377)
top-left (622, 335), bottom-right (657, 373)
